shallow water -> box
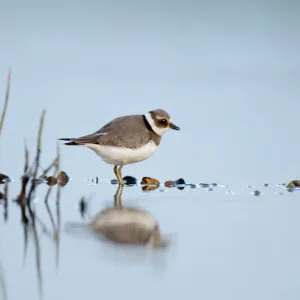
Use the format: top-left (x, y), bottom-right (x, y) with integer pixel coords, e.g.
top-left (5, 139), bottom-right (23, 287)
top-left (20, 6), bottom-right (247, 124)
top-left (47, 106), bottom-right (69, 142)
top-left (1, 179), bottom-right (300, 300)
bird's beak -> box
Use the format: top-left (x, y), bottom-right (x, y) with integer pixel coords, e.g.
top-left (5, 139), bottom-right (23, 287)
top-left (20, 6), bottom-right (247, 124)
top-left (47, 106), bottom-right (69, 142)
top-left (170, 123), bottom-right (180, 130)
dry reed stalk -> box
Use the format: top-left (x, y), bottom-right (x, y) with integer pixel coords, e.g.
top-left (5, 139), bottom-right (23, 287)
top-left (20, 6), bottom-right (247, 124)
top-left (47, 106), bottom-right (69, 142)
top-left (0, 70), bottom-right (11, 136)
top-left (26, 110), bottom-right (46, 205)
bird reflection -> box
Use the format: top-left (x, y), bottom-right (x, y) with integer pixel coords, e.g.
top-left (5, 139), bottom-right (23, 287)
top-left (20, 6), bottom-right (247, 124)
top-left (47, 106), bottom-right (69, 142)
top-left (89, 183), bottom-right (166, 248)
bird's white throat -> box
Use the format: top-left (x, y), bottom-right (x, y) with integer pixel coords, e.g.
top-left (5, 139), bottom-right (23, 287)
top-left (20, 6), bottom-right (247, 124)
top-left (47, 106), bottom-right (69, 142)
top-left (144, 112), bottom-right (170, 136)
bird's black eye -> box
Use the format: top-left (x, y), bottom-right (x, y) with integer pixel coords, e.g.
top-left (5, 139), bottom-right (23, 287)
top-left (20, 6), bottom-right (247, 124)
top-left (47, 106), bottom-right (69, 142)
top-left (160, 119), bottom-right (168, 125)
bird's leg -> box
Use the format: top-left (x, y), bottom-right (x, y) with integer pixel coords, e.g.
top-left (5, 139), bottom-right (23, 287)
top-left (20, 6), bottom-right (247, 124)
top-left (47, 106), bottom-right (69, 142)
top-left (114, 166), bottom-right (123, 185)
top-left (113, 165), bottom-right (121, 183)
top-left (117, 165), bottom-right (124, 186)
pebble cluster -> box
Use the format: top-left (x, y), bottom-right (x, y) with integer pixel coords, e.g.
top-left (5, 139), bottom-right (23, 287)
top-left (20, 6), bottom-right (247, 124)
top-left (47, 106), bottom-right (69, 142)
top-left (0, 171), bottom-right (70, 187)
top-left (2, 171), bottom-right (300, 197)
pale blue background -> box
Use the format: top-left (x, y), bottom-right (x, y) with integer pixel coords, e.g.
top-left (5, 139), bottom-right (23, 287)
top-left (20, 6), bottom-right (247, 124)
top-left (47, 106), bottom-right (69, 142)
top-left (0, 0), bottom-right (300, 299)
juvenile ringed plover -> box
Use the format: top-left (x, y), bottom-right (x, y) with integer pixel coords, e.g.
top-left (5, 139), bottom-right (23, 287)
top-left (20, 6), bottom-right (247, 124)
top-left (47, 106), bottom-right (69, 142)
top-left (59, 109), bottom-right (179, 185)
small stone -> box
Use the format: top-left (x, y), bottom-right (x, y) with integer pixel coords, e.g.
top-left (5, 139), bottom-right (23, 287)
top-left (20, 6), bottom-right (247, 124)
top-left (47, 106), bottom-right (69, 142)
top-left (176, 178), bottom-right (185, 184)
top-left (264, 183), bottom-right (269, 187)
top-left (0, 173), bottom-right (10, 184)
top-left (110, 179), bottom-right (118, 185)
top-left (164, 180), bottom-right (175, 188)
top-left (253, 190), bottom-right (261, 196)
top-left (123, 176), bottom-right (137, 186)
top-left (285, 180), bottom-right (300, 191)
top-left (285, 180), bottom-right (300, 192)
top-left (141, 177), bottom-right (160, 191)
top-left (46, 176), bottom-right (57, 186)
top-left (208, 187), bottom-right (214, 192)
top-left (57, 171), bottom-right (69, 187)
top-left (291, 180), bottom-right (300, 187)
top-left (188, 184), bottom-right (197, 189)
top-left (285, 182), bottom-right (294, 188)
top-left (175, 178), bottom-right (185, 190)
top-left (199, 183), bottom-right (210, 188)
top-left (211, 183), bottom-right (218, 187)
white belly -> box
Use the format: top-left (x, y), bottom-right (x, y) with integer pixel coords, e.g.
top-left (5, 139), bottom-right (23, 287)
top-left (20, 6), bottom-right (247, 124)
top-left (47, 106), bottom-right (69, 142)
top-left (84, 140), bottom-right (158, 166)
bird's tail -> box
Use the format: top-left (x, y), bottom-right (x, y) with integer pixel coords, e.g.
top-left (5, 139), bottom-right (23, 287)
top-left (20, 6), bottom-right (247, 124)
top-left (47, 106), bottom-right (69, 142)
top-left (58, 138), bottom-right (78, 146)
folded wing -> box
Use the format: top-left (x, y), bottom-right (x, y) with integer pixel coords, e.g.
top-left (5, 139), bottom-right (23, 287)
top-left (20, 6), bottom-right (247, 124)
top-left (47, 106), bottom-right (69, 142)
top-left (72, 115), bottom-right (151, 148)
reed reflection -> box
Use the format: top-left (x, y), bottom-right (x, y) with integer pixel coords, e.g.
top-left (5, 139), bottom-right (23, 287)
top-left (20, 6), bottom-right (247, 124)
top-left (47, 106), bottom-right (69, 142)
top-left (1, 183), bottom-right (8, 222)
top-left (14, 179), bottom-right (62, 300)
top-left (10, 128), bottom-right (65, 299)
top-left (0, 259), bottom-right (8, 300)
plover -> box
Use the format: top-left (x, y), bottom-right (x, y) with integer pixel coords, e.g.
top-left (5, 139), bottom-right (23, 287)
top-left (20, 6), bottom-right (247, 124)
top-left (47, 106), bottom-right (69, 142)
top-left (59, 109), bottom-right (180, 185)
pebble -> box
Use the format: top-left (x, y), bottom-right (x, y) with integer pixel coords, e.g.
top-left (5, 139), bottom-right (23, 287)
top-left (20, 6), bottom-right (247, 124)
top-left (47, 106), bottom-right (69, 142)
top-left (0, 173), bottom-right (11, 184)
top-left (199, 183), bottom-right (210, 188)
top-left (46, 176), bottom-right (57, 186)
top-left (286, 180), bottom-right (300, 188)
top-left (141, 177), bottom-right (160, 191)
top-left (164, 180), bottom-right (175, 188)
top-left (188, 184), bottom-right (197, 189)
top-left (253, 190), bottom-right (261, 196)
top-left (57, 171), bottom-right (70, 186)
top-left (123, 176), bottom-right (137, 186)
top-left (175, 178), bottom-right (186, 190)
